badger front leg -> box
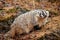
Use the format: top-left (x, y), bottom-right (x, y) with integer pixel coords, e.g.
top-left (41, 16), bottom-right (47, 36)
top-left (25, 23), bottom-right (33, 33)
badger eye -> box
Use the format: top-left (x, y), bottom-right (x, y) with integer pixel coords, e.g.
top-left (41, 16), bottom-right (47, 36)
top-left (39, 13), bottom-right (44, 18)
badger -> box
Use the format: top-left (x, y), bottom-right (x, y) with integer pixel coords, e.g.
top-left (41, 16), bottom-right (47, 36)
top-left (4, 9), bottom-right (49, 38)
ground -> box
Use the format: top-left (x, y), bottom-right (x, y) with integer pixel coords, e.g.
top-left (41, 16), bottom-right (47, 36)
top-left (0, 0), bottom-right (60, 40)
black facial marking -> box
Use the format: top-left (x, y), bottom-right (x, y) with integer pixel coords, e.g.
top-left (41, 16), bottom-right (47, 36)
top-left (42, 11), bottom-right (45, 16)
top-left (42, 11), bottom-right (47, 18)
top-left (39, 12), bottom-right (41, 17)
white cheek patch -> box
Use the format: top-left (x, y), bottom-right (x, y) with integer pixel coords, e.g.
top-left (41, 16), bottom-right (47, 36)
top-left (46, 11), bottom-right (49, 17)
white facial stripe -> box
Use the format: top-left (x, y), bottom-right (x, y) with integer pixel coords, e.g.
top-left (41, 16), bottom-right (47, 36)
top-left (44, 11), bottom-right (47, 15)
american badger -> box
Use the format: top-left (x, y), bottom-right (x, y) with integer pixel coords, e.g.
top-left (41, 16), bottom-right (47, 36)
top-left (4, 9), bottom-right (49, 38)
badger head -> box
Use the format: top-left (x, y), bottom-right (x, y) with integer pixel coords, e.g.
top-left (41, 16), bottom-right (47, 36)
top-left (35, 9), bottom-right (49, 27)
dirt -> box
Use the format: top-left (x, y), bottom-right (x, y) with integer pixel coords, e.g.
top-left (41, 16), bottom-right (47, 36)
top-left (0, 0), bottom-right (60, 40)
